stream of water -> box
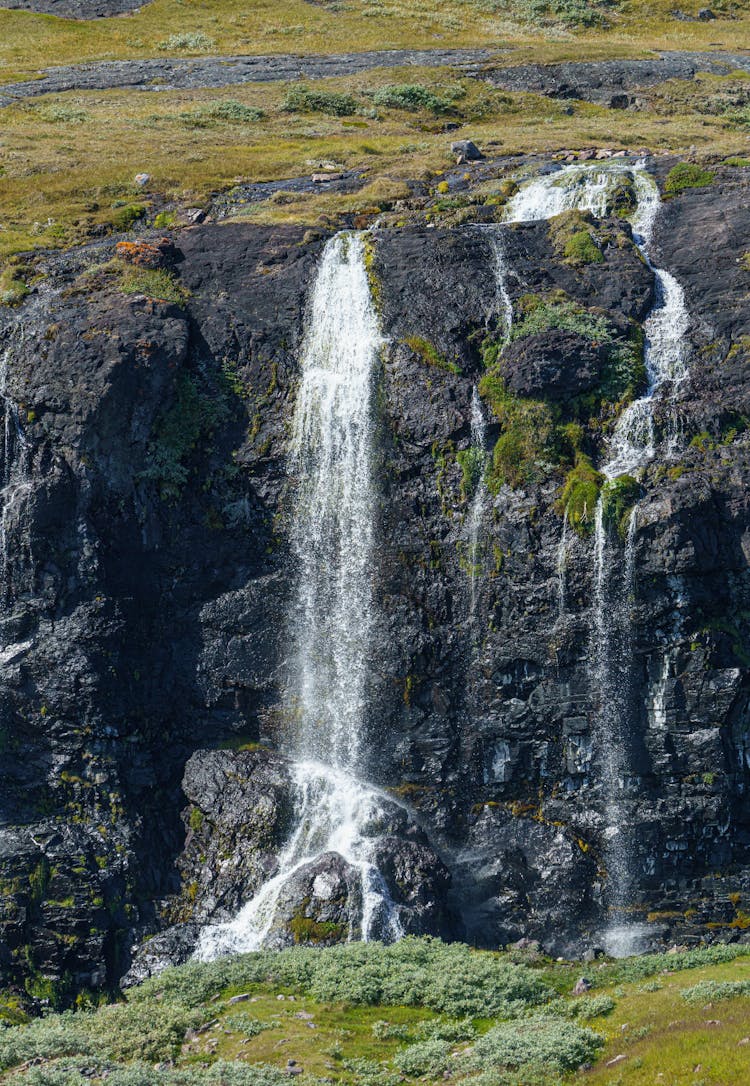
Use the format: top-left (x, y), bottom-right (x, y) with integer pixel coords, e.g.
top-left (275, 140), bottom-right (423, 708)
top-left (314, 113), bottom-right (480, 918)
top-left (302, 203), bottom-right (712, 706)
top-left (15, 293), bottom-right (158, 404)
top-left (195, 233), bottom-right (403, 960)
top-left (505, 162), bottom-right (691, 955)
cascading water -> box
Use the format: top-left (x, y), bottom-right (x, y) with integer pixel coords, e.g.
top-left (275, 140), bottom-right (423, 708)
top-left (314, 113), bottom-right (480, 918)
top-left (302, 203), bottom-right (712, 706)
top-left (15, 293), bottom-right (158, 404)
top-left (467, 386), bottom-right (488, 619)
top-left (195, 233), bottom-right (403, 961)
top-left (505, 162), bottom-right (690, 954)
top-left (0, 339), bottom-right (33, 611)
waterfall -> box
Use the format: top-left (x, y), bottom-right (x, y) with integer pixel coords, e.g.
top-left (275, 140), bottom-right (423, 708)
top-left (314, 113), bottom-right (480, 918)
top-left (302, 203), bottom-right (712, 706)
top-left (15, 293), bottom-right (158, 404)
top-left (506, 161), bottom-right (690, 955)
top-left (467, 386), bottom-right (488, 619)
top-left (557, 510), bottom-right (569, 617)
top-left (195, 233), bottom-right (403, 961)
top-left (490, 233), bottom-right (513, 342)
top-left (0, 340), bottom-right (32, 611)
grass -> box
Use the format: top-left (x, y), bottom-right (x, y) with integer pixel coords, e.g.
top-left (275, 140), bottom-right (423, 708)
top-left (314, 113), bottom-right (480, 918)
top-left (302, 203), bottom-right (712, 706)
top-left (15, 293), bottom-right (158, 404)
top-left (1, 56), bottom-right (750, 267)
top-left (3, 940), bottom-right (750, 1085)
top-left (2, 0), bottom-right (750, 80)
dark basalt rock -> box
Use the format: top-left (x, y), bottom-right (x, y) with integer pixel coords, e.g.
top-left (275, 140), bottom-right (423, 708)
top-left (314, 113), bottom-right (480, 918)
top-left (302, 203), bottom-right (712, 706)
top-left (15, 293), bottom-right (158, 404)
top-left (500, 330), bottom-right (607, 400)
top-left (0, 167), bottom-right (749, 997)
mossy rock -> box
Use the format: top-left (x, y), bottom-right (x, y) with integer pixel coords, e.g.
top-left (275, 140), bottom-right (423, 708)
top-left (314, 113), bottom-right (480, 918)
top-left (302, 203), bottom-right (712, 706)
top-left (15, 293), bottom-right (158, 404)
top-left (601, 474), bottom-right (641, 537)
top-left (664, 162), bottom-right (716, 196)
top-left (558, 454), bottom-right (603, 535)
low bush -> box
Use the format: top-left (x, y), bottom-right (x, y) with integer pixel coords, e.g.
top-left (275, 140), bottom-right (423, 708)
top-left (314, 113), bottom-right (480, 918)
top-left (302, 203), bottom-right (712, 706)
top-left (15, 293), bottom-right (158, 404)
top-left (469, 1018), bottom-right (603, 1073)
top-left (180, 100), bottom-right (265, 127)
top-left (680, 979), bottom-right (750, 1004)
top-left (282, 85), bottom-right (359, 117)
top-left (157, 33), bottom-right (215, 51)
top-left (392, 1038), bottom-right (452, 1076)
top-left (372, 83), bottom-right (463, 115)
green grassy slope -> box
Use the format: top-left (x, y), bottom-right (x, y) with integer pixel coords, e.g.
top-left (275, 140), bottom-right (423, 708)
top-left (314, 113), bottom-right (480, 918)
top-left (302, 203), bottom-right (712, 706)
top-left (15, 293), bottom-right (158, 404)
top-left (2, 938), bottom-right (750, 1086)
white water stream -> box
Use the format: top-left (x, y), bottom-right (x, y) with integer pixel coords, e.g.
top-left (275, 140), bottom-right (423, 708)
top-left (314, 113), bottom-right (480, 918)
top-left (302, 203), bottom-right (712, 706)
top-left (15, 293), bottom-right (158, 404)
top-left (0, 340), bottom-right (32, 610)
top-left (505, 162), bottom-right (691, 955)
top-left (195, 233), bottom-right (404, 960)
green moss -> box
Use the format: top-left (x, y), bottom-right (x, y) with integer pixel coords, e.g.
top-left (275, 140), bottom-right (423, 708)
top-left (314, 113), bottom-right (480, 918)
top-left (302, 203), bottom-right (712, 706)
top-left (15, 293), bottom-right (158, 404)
top-left (189, 807), bottom-right (204, 833)
top-left (601, 474), bottom-right (641, 537)
top-left (405, 335), bottom-right (461, 375)
top-left (548, 210), bottom-right (603, 266)
top-left (563, 229), bottom-right (604, 265)
top-left (664, 162), bottom-right (716, 196)
top-left (289, 914), bottom-right (346, 945)
top-left (559, 454), bottom-right (603, 535)
top-left (479, 373), bottom-right (556, 492)
top-left (456, 446), bottom-right (484, 499)
top-left (111, 204), bottom-right (147, 231)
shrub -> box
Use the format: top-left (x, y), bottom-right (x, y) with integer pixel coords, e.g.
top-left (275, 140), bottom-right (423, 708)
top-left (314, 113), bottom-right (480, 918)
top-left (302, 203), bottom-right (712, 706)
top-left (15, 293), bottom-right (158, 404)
top-left (157, 33), bottom-right (215, 51)
top-left (680, 979), bottom-right (750, 1004)
top-left (469, 1018), bottom-right (603, 1073)
top-left (282, 84), bottom-right (359, 117)
top-left (479, 376), bottom-right (555, 492)
top-left (510, 294), bottom-right (612, 345)
top-left (180, 100), bottom-right (265, 127)
top-left (570, 993), bottom-right (616, 1020)
top-left (393, 1038), bottom-right (452, 1076)
top-left (372, 83), bottom-right (463, 115)
top-left (664, 162), bottom-right (716, 196)
top-left (372, 1020), bottom-right (411, 1041)
top-left (414, 1016), bottom-right (476, 1041)
top-left (224, 1015), bottom-right (273, 1037)
top-left (38, 105), bottom-right (89, 124)
top-left (516, 0), bottom-right (612, 27)
top-left (140, 373), bottom-right (226, 501)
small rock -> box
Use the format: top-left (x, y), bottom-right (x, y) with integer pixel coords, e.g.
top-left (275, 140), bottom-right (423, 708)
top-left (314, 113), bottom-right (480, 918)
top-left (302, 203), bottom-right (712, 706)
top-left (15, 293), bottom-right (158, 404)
top-left (578, 148), bottom-right (596, 160)
top-left (277, 995), bottom-right (286, 1001)
top-left (573, 977), bottom-right (592, 995)
top-left (287, 1060), bottom-right (297, 1067)
top-left (134, 173), bottom-right (150, 188)
top-left (450, 140), bottom-right (483, 163)
top-left (738, 1037), bottom-right (750, 1045)
top-left (606, 1054), bottom-right (627, 1068)
top-left (698, 7), bottom-right (717, 19)
top-left (595, 148), bottom-right (613, 159)
top-left (115, 238), bottom-right (177, 270)
top-left (311, 172), bottom-right (344, 183)
top-left (294, 1011), bottom-right (314, 1020)
top-left (184, 208), bottom-right (206, 224)
top-left (705, 1019), bottom-right (722, 1026)
top-left (229, 993), bottom-right (251, 1004)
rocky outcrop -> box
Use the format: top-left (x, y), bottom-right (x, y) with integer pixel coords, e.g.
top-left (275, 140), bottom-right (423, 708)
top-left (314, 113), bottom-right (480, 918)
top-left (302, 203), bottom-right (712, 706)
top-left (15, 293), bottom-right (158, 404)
top-left (1, 161), bottom-right (749, 998)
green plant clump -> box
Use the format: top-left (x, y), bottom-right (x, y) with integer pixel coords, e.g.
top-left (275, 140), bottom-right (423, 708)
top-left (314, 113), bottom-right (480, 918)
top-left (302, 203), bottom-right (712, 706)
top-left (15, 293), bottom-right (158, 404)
top-left (456, 446), bottom-right (484, 499)
top-left (120, 266), bottom-right (189, 306)
top-left (664, 162), bottom-right (716, 196)
top-left (559, 453), bottom-right (603, 534)
top-left (405, 335), bottom-right (461, 375)
top-left (181, 100), bottom-right (265, 127)
top-left (372, 82), bottom-right (463, 115)
top-left (601, 474), bottom-right (641, 537)
top-left (680, 978), bottom-right (750, 1004)
top-left (393, 1038), bottom-right (452, 1076)
top-left (468, 1018), bottom-right (604, 1074)
top-left (282, 84), bottom-right (359, 117)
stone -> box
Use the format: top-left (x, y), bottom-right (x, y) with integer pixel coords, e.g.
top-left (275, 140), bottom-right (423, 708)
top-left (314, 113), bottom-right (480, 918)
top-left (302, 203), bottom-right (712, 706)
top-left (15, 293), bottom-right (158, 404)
top-left (450, 140), bottom-right (483, 162)
top-left (134, 173), bottom-right (150, 187)
top-left (606, 1055), bottom-right (627, 1067)
top-left (698, 8), bottom-right (716, 19)
top-left (573, 978), bottom-right (592, 995)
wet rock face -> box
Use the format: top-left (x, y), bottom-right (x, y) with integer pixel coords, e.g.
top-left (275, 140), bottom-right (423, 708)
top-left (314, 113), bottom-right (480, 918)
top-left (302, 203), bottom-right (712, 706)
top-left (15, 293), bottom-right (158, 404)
top-left (500, 330), bottom-right (606, 399)
top-left (1, 167), bottom-right (750, 995)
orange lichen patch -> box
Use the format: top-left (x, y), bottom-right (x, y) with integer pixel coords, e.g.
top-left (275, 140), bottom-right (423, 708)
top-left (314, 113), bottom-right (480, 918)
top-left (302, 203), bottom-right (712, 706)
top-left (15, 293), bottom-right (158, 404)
top-left (115, 238), bottom-right (175, 269)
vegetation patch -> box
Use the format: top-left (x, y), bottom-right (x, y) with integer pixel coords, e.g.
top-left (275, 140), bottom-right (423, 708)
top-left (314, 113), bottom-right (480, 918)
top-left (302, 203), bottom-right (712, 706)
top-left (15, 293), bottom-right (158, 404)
top-left (548, 209), bottom-right (604, 266)
top-left (119, 266), bottom-right (189, 306)
top-left (664, 162), bottom-right (716, 195)
top-left (372, 82), bottom-right (464, 115)
top-left (282, 84), bottom-right (359, 117)
top-left (601, 474), bottom-right (641, 537)
top-left (558, 453), bottom-right (603, 534)
top-left (404, 335), bottom-right (461, 375)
